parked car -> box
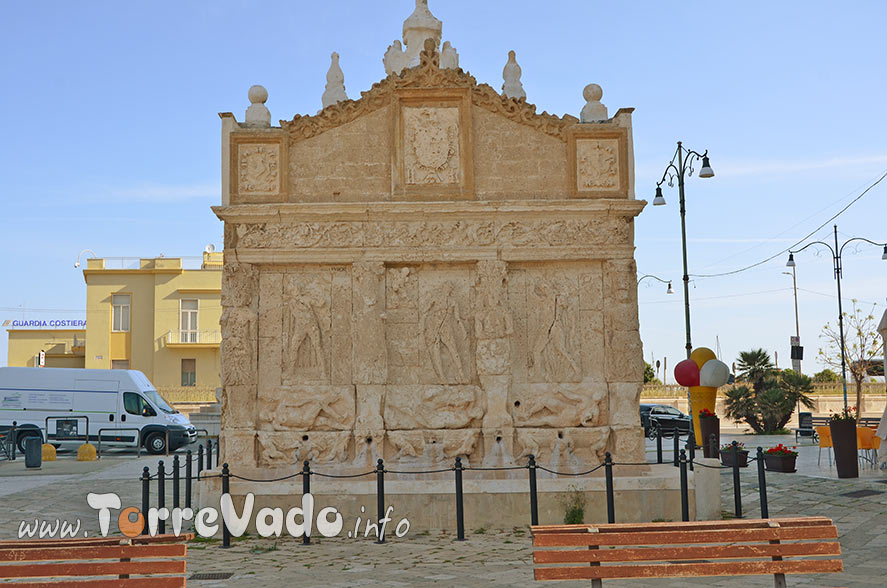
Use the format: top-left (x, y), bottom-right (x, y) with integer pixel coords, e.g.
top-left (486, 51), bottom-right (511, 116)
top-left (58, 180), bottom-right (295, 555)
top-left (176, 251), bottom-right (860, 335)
top-left (640, 404), bottom-right (692, 439)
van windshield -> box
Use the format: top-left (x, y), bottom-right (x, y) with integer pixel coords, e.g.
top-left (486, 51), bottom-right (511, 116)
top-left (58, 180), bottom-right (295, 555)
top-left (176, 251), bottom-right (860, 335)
top-left (142, 388), bottom-right (175, 414)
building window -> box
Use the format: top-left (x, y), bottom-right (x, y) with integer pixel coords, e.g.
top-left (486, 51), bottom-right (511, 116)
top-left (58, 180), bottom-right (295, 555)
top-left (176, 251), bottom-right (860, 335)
top-left (111, 360), bottom-right (130, 370)
top-left (180, 299), bottom-right (198, 343)
top-left (112, 294), bottom-right (131, 332)
top-left (181, 358), bottom-right (196, 387)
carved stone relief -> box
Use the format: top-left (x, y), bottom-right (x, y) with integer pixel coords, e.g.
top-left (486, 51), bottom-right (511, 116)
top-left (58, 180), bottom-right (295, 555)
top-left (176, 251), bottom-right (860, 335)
top-left (352, 262), bottom-right (387, 384)
top-left (238, 143), bottom-right (280, 196)
top-left (281, 274), bottom-right (331, 384)
top-left (383, 385), bottom-right (483, 430)
top-left (220, 307), bottom-right (256, 387)
top-left (575, 138), bottom-right (619, 192)
top-left (420, 278), bottom-right (471, 384)
top-left (526, 275), bottom-right (581, 383)
top-left (511, 384), bottom-right (606, 428)
top-left (514, 427), bottom-right (610, 467)
top-left (258, 386), bottom-right (355, 431)
top-left (257, 431), bottom-right (350, 465)
top-left (387, 429), bottom-right (479, 462)
top-left (403, 106), bottom-right (460, 185)
top-left (474, 260), bottom-right (512, 376)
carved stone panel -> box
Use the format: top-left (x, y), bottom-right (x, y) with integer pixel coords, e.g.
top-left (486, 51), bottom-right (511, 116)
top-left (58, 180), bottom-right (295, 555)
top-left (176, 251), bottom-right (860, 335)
top-left (418, 268), bottom-right (473, 385)
top-left (281, 273), bottom-right (332, 385)
top-left (525, 272), bottom-right (582, 383)
top-left (383, 385), bottom-right (484, 430)
top-left (258, 385), bottom-right (355, 431)
top-left (568, 126), bottom-right (629, 198)
top-left (229, 134), bottom-right (287, 204)
top-left (511, 383), bottom-right (607, 428)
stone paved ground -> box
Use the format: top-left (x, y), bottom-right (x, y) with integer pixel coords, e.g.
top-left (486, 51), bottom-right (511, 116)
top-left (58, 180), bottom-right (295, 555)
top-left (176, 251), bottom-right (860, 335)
top-left (1, 436), bottom-right (885, 586)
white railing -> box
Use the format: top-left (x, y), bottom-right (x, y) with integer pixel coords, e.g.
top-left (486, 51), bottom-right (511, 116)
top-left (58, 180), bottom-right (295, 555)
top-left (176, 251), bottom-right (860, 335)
top-left (165, 330), bottom-right (221, 345)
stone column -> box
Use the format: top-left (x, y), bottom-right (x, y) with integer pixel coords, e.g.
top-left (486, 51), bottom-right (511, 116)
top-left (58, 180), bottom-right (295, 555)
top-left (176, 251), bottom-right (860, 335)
top-left (352, 261), bottom-right (387, 463)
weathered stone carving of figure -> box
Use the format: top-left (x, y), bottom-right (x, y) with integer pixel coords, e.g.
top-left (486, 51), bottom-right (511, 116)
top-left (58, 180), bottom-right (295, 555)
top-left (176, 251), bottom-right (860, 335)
top-left (422, 282), bottom-right (468, 383)
top-left (530, 282), bottom-right (580, 381)
top-left (221, 308), bottom-right (254, 386)
top-left (283, 282), bottom-right (328, 380)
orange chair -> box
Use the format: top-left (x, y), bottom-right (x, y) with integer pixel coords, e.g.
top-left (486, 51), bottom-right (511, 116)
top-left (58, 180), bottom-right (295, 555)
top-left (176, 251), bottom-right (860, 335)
top-left (857, 427), bottom-right (880, 468)
top-left (815, 426), bottom-right (832, 466)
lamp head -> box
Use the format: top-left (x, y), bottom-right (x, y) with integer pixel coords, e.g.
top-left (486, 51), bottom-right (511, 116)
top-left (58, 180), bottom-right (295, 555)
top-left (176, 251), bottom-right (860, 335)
top-left (698, 155), bottom-right (714, 178)
top-left (666, 281), bottom-right (674, 295)
top-left (73, 261), bottom-right (80, 268)
top-left (652, 186), bottom-right (666, 206)
top-left (786, 253), bottom-right (796, 268)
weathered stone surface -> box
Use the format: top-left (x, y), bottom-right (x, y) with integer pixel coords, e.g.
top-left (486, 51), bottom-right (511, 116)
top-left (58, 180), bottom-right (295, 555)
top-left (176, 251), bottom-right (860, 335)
top-left (608, 382), bottom-right (643, 427)
top-left (384, 385), bottom-right (484, 429)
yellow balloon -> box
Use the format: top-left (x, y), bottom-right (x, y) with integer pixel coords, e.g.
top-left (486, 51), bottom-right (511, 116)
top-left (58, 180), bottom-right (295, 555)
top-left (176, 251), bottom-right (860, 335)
top-left (690, 347), bottom-right (717, 370)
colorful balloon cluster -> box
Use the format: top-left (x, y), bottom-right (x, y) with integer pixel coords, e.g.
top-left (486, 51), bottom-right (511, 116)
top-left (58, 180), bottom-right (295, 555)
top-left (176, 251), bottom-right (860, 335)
top-left (674, 348), bottom-right (730, 388)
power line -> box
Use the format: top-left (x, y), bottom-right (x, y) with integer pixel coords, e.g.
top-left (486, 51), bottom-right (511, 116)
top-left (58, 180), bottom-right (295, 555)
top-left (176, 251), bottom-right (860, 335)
top-left (689, 168), bottom-right (887, 279)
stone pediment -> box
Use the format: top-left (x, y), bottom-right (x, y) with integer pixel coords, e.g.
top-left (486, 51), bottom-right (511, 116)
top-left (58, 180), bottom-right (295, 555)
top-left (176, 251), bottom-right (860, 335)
top-left (281, 39), bottom-right (578, 143)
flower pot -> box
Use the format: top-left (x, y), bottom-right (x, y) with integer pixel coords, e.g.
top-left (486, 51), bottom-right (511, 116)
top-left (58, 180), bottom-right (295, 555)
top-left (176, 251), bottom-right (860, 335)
top-left (763, 453), bottom-right (797, 473)
top-left (830, 420), bottom-right (859, 479)
top-left (720, 449), bottom-right (749, 468)
top-left (699, 416), bottom-right (720, 458)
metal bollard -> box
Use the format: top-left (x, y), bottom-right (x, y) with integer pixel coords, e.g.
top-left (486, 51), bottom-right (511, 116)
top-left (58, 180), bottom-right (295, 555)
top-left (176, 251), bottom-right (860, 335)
top-left (679, 449), bottom-right (689, 522)
top-left (157, 461), bottom-right (166, 535)
top-left (528, 454), bottom-right (539, 526)
top-left (756, 447), bottom-right (769, 518)
top-left (375, 459), bottom-right (386, 544)
top-left (172, 455), bottom-right (180, 509)
top-left (197, 445), bottom-right (204, 479)
top-left (141, 466), bottom-right (150, 536)
top-left (185, 450), bottom-right (193, 509)
top-left (454, 457), bottom-right (465, 541)
top-left (710, 434), bottom-right (718, 459)
top-left (302, 461), bottom-right (311, 545)
top-left (9, 422), bottom-right (16, 461)
top-left (687, 438), bottom-right (695, 472)
top-left (604, 452), bottom-right (615, 524)
top-left (216, 439), bottom-right (220, 465)
top-left (673, 431), bottom-right (680, 467)
top-left (732, 441), bottom-right (742, 518)
top-left (221, 463), bottom-right (231, 548)
top-left (656, 423), bottom-right (663, 464)
top-left (206, 439), bottom-right (213, 470)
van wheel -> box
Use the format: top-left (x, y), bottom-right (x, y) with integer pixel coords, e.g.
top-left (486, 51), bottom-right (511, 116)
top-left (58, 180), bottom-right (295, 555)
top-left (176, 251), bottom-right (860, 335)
top-left (16, 431), bottom-right (43, 454)
top-left (144, 432), bottom-right (167, 455)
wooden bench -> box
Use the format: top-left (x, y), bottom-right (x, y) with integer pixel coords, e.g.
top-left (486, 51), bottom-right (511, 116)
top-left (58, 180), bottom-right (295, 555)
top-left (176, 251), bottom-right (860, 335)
top-left (532, 517), bottom-right (842, 587)
top-left (0, 533), bottom-right (192, 587)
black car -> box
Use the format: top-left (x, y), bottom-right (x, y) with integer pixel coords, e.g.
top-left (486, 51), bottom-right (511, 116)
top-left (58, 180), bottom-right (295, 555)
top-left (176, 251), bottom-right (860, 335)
top-left (640, 404), bottom-right (692, 438)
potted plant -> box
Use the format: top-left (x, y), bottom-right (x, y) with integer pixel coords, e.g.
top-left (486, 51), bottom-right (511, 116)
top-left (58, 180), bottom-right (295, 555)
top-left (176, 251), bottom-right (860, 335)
top-left (763, 443), bottom-right (798, 473)
top-left (829, 405), bottom-right (859, 478)
top-left (698, 408), bottom-right (720, 458)
top-left (719, 442), bottom-right (749, 467)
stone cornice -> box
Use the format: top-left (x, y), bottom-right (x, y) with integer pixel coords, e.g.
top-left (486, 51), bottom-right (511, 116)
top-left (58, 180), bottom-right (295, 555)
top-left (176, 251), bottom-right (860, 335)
top-left (213, 199), bottom-right (646, 223)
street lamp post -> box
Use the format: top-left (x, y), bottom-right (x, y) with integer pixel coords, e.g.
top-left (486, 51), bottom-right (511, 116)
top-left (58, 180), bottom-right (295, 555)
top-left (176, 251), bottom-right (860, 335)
top-left (782, 268), bottom-right (801, 373)
top-left (787, 224), bottom-right (887, 410)
top-left (637, 274), bottom-right (675, 294)
top-left (653, 141), bottom-right (714, 359)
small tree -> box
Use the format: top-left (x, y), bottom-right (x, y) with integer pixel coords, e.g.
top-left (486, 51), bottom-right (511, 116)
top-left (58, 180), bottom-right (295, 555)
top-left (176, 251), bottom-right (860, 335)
top-left (724, 357), bottom-right (814, 433)
top-left (735, 349), bottom-right (776, 393)
top-left (643, 362), bottom-right (661, 385)
top-left (812, 369), bottom-right (840, 383)
top-left (818, 300), bottom-right (883, 411)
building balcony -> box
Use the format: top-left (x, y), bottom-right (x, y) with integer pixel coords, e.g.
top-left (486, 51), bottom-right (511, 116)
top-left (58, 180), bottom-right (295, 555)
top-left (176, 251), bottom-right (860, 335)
top-left (164, 330), bottom-right (221, 348)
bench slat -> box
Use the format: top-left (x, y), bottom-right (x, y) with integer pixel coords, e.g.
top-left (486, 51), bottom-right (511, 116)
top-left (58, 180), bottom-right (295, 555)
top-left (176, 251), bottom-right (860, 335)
top-left (534, 558), bottom-right (844, 580)
top-left (0, 560), bottom-right (185, 579)
top-left (2, 578), bottom-right (185, 588)
top-left (0, 544), bottom-right (186, 563)
top-left (534, 541), bottom-right (842, 564)
top-left (534, 525), bottom-right (837, 547)
top-left (532, 517), bottom-right (833, 535)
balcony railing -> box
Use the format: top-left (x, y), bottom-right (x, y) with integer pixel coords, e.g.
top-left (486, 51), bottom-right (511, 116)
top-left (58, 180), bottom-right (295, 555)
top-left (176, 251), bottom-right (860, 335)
top-left (165, 330), bottom-right (221, 345)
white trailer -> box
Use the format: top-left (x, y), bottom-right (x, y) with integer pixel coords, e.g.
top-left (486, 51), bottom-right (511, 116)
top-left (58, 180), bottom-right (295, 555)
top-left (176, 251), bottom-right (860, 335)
top-left (0, 367), bottom-right (196, 455)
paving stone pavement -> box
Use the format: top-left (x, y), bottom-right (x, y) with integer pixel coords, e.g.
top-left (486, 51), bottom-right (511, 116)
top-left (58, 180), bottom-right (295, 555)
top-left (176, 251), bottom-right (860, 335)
top-left (1, 438), bottom-right (885, 587)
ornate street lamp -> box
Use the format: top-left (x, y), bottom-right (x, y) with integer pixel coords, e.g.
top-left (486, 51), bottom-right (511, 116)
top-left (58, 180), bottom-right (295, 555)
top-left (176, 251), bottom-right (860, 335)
top-left (787, 224), bottom-right (887, 409)
top-left (74, 249), bottom-right (96, 269)
top-left (653, 141), bottom-right (714, 359)
top-left (637, 274), bottom-right (675, 295)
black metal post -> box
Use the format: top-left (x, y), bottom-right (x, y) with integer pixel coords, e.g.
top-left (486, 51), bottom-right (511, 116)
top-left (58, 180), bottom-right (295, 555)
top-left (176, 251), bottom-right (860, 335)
top-left (687, 438), bottom-right (695, 472)
top-left (206, 439), bottom-right (213, 470)
top-left (141, 466), bottom-right (150, 536)
top-left (375, 459), bottom-right (386, 544)
top-left (709, 434), bottom-right (718, 459)
top-left (604, 452), bottom-right (615, 524)
top-left (732, 441), bottom-right (742, 518)
top-left (215, 437), bottom-right (220, 465)
top-left (528, 454), bottom-right (539, 526)
top-left (221, 463), bottom-right (231, 548)
top-left (9, 422), bottom-right (16, 461)
top-left (197, 445), bottom-right (204, 479)
top-left (756, 447), bottom-right (769, 518)
top-left (157, 460), bottom-right (166, 535)
top-left (302, 460), bottom-right (311, 545)
top-left (656, 424), bottom-right (663, 464)
top-left (172, 454), bottom-right (180, 509)
top-left (679, 449), bottom-right (689, 522)
top-left (673, 431), bottom-right (680, 467)
top-left (185, 450), bottom-right (193, 509)
top-left (455, 457), bottom-right (465, 541)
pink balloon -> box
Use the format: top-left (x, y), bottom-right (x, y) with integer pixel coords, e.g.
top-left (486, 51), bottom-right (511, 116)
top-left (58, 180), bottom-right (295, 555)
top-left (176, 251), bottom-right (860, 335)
top-left (674, 359), bottom-right (700, 387)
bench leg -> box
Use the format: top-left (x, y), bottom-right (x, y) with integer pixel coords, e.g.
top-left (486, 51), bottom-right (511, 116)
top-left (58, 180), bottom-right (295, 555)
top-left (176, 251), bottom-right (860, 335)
top-left (589, 541), bottom-right (602, 587)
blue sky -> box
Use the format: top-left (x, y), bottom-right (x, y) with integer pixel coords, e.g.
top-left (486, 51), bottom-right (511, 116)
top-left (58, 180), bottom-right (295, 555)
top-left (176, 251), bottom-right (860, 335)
top-left (2, 0), bottom-right (885, 378)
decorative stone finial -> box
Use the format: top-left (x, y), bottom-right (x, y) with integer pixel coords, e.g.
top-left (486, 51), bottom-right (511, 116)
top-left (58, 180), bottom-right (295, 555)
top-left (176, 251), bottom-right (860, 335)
top-left (321, 52), bottom-right (349, 109)
top-left (580, 83), bottom-right (608, 122)
top-left (383, 0), bottom-right (457, 75)
top-left (244, 85), bottom-right (270, 127)
top-left (502, 50), bottom-right (526, 100)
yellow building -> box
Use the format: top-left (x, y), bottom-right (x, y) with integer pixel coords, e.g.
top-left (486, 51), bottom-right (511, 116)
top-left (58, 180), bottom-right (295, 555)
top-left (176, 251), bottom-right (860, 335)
top-left (6, 251), bottom-right (222, 402)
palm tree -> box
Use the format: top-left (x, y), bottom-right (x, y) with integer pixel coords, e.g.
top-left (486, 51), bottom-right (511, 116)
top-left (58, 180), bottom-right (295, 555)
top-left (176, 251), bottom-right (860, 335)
top-left (735, 349), bottom-right (776, 393)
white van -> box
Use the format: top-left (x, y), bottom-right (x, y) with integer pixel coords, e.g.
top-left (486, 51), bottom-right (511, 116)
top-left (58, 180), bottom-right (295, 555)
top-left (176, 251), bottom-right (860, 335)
top-left (0, 367), bottom-right (196, 455)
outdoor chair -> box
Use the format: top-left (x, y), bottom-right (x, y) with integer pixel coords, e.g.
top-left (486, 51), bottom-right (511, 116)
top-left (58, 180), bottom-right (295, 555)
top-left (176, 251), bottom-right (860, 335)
top-left (793, 412), bottom-right (817, 443)
top-left (857, 427), bottom-right (880, 469)
top-left (815, 426), bottom-right (832, 467)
